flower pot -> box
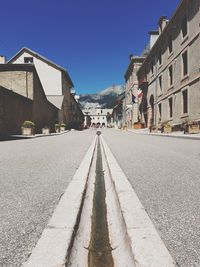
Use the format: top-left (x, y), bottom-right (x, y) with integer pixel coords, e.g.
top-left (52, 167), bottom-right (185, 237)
top-left (134, 123), bottom-right (142, 129)
top-left (21, 127), bottom-right (35, 136)
top-left (185, 124), bottom-right (200, 134)
top-left (60, 126), bottom-right (66, 132)
top-left (163, 126), bottom-right (172, 133)
top-left (42, 128), bottom-right (50, 135)
top-left (55, 128), bottom-right (60, 133)
top-left (150, 127), bottom-right (157, 133)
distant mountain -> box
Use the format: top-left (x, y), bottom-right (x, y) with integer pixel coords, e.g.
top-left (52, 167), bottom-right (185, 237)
top-left (79, 85), bottom-right (124, 109)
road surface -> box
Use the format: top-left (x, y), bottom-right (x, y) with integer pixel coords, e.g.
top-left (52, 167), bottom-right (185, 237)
top-left (1, 128), bottom-right (200, 266)
top-left (102, 128), bottom-right (200, 267)
top-left (0, 130), bottom-right (95, 265)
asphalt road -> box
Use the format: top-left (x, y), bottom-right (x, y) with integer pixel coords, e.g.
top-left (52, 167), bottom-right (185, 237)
top-left (0, 130), bottom-right (95, 265)
top-left (102, 129), bottom-right (200, 267)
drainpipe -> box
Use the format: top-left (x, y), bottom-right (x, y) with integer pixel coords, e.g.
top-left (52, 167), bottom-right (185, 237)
top-left (155, 57), bottom-right (158, 127)
top-left (26, 71), bottom-right (28, 98)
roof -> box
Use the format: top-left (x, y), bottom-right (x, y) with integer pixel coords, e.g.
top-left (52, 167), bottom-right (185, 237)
top-left (46, 95), bottom-right (64, 109)
top-left (7, 47), bottom-right (74, 87)
top-left (124, 56), bottom-right (145, 81)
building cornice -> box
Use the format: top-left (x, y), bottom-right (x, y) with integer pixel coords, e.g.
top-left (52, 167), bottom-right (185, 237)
top-left (138, 0), bottom-right (189, 77)
top-left (124, 56), bottom-right (145, 81)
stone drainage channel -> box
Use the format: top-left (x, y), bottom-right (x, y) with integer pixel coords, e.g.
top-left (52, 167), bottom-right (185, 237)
top-left (67, 134), bottom-right (115, 267)
top-left (25, 133), bottom-right (176, 267)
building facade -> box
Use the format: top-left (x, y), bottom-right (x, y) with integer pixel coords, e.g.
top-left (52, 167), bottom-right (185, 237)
top-left (83, 107), bottom-right (113, 127)
top-left (7, 47), bottom-right (79, 128)
top-left (112, 92), bottom-right (125, 129)
top-left (69, 93), bottom-right (84, 130)
top-left (138, 0), bottom-right (200, 129)
top-left (124, 56), bottom-right (145, 128)
top-left (0, 64), bottom-right (58, 135)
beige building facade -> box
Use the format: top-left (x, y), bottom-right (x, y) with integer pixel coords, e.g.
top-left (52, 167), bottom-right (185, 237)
top-left (0, 64), bottom-right (58, 135)
top-left (124, 56), bottom-right (145, 128)
top-left (83, 107), bottom-right (113, 127)
top-left (138, 0), bottom-right (200, 129)
top-left (7, 47), bottom-right (75, 127)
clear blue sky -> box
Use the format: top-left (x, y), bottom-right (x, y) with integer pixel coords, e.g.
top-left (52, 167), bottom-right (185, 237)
top-left (1, 0), bottom-right (180, 94)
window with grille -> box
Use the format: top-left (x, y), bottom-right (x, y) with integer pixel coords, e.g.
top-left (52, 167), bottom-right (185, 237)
top-left (182, 51), bottom-right (188, 76)
top-left (181, 14), bottom-right (188, 38)
top-left (182, 90), bottom-right (188, 114)
top-left (168, 97), bottom-right (173, 118)
top-left (168, 34), bottom-right (173, 54)
top-left (168, 65), bottom-right (173, 86)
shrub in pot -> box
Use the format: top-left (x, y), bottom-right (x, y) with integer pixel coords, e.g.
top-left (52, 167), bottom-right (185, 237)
top-left (161, 121), bottom-right (172, 133)
top-left (55, 124), bottom-right (60, 133)
top-left (42, 126), bottom-right (50, 134)
top-left (60, 123), bottom-right (66, 132)
top-left (21, 121), bottom-right (35, 135)
top-left (182, 119), bottom-right (200, 134)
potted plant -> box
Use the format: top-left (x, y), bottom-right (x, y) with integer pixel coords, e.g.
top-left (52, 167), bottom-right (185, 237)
top-left (55, 124), bottom-right (60, 133)
top-left (182, 119), bottom-right (200, 134)
top-left (133, 122), bottom-right (142, 129)
top-left (42, 126), bottom-right (50, 135)
top-left (60, 123), bottom-right (66, 132)
top-left (21, 121), bottom-right (35, 136)
top-left (161, 121), bottom-right (172, 133)
top-left (150, 125), bottom-right (157, 133)
top-left (123, 123), bottom-right (127, 130)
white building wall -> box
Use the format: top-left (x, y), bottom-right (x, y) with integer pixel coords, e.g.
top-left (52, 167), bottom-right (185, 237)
top-left (11, 52), bottom-right (62, 96)
top-left (83, 108), bottom-right (113, 127)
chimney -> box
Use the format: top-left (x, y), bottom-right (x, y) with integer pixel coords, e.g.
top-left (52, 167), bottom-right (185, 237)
top-left (0, 55), bottom-right (6, 64)
top-left (149, 31), bottom-right (159, 49)
top-left (158, 16), bottom-right (168, 34)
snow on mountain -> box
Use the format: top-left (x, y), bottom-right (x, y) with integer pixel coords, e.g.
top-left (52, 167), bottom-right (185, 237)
top-left (79, 85), bottom-right (123, 109)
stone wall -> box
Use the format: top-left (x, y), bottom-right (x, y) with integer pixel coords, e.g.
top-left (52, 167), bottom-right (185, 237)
top-left (32, 71), bottom-right (59, 133)
top-left (0, 65), bottom-right (59, 135)
top-left (0, 86), bottom-right (32, 136)
top-left (139, 0), bottom-right (200, 128)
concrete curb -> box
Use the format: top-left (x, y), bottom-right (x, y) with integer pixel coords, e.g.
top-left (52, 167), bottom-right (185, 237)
top-left (101, 136), bottom-right (176, 267)
top-left (9, 130), bottom-right (70, 140)
top-left (127, 129), bottom-right (200, 140)
top-left (23, 136), bottom-right (97, 267)
top-left (100, 138), bottom-right (136, 267)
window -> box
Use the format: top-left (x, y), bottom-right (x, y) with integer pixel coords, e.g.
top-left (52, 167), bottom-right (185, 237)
top-left (24, 57), bottom-right (33, 63)
top-left (158, 103), bottom-right (162, 119)
top-left (159, 76), bottom-right (162, 92)
top-left (151, 57), bottom-right (155, 74)
top-left (168, 97), bottom-right (173, 118)
top-left (158, 50), bottom-right (162, 65)
top-left (168, 65), bottom-right (173, 86)
top-left (168, 34), bottom-right (173, 54)
top-left (182, 51), bottom-right (188, 76)
top-left (151, 62), bottom-right (154, 74)
top-left (182, 90), bottom-right (188, 114)
top-left (181, 14), bottom-right (188, 38)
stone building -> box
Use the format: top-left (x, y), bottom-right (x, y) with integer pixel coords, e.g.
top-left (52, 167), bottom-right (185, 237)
top-left (0, 64), bottom-right (58, 135)
top-left (82, 107), bottom-right (113, 127)
top-left (124, 56), bottom-right (145, 128)
top-left (7, 47), bottom-right (77, 128)
top-left (138, 0), bottom-right (200, 129)
top-left (69, 93), bottom-right (84, 130)
top-left (112, 92), bottom-right (125, 129)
